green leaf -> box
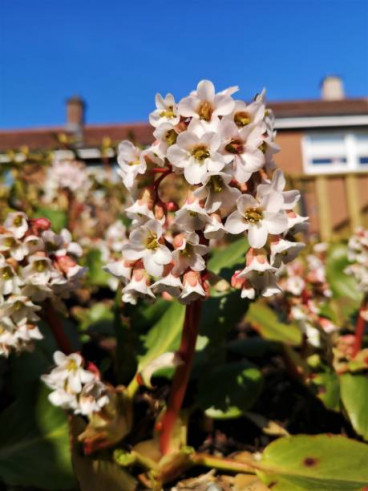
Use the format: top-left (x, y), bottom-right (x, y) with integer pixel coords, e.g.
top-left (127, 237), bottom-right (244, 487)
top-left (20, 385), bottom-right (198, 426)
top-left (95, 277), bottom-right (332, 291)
top-left (208, 237), bottom-right (248, 279)
top-left (340, 373), bottom-right (368, 440)
top-left (246, 301), bottom-right (302, 346)
top-left (197, 361), bottom-right (263, 419)
top-left (71, 417), bottom-right (137, 491)
top-left (309, 371), bottom-right (340, 411)
top-left (137, 302), bottom-right (185, 370)
top-left (33, 207), bottom-right (67, 233)
top-left (326, 243), bottom-right (363, 319)
top-left (0, 385), bottom-right (74, 489)
top-left (76, 302), bottom-right (115, 334)
top-left (86, 249), bottom-right (111, 287)
top-left (257, 434), bottom-right (368, 490)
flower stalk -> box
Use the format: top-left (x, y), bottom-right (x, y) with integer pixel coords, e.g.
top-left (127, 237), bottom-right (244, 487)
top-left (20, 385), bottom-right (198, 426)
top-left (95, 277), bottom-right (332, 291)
top-left (159, 300), bottom-right (202, 455)
top-left (44, 300), bottom-right (74, 355)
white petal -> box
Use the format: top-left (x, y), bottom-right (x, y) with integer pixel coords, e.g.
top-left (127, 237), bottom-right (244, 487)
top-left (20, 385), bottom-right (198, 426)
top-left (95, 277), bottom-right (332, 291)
top-left (225, 211), bottom-right (248, 234)
top-left (248, 222), bottom-right (268, 248)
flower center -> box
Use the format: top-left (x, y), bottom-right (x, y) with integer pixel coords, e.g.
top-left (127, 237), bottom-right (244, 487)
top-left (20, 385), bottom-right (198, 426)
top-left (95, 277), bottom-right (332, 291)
top-left (244, 207), bottom-right (263, 223)
top-left (259, 142), bottom-right (267, 154)
top-left (145, 232), bottom-right (158, 250)
top-left (192, 145), bottom-right (210, 162)
top-left (197, 101), bottom-right (213, 122)
top-left (4, 237), bottom-right (15, 248)
top-left (14, 301), bottom-right (24, 311)
top-left (67, 359), bottom-right (78, 371)
top-left (209, 176), bottom-right (223, 193)
top-left (234, 111), bottom-right (251, 127)
top-left (164, 129), bottom-right (178, 146)
top-left (14, 215), bottom-right (23, 227)
top-left (159, 107), bottom-right (175, 119)
top-left (2, 267), bottom-right (13, 280)
top-left (225, 139), bottom-right (244, 154)
top-left (35, 260), bottom-right (46, 272)
top-left (129, 159), bottom-right (141, 166)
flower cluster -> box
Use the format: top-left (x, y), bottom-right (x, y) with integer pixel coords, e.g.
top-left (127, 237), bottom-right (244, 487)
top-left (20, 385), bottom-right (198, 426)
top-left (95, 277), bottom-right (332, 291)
top-left (277, 243), bottom-right (337, 347)
top-left (43, 159), bottom-right (92, 202)
top-left (107, 80), bottom-right (307, 304)
top-left (42, 351), bottom-right (109, 415)
top-left (345, 227), bottom-right (368, 293)
top-left (0, 211), bottom-right (85, 356)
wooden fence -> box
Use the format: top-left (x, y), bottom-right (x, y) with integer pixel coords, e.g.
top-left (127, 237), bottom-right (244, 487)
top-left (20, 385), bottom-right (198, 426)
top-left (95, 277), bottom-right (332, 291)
top-left (288, 171), bottom-right (368, 241)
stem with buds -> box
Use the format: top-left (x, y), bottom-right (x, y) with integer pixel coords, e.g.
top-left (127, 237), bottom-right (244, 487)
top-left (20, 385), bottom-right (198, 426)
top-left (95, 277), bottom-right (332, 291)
top-left (159, 300), bottom-right (202, 455)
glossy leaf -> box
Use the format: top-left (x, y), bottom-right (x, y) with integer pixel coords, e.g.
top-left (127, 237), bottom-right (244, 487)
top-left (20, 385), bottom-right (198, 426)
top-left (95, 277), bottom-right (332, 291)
top-left (309, 371), bottom-right (340, 411)
top-left (208, 237), bottom-right (248, 279)
top-left (340, 373), bottom-right (368, 440)
top-left (137, 302), bottom-right (185, 370)
top-left (86, 249), bottom-right (111, 287)
top-left (326, 243), bottom-right (363, 319)
top-left (246, 301), bottom-right (302, 346)
top-left (0, 385), bottom-right (74, 489)
top-left (257, 434), bottom-right (368, 490)
top-left (197, 361), bottom-right (263, 419)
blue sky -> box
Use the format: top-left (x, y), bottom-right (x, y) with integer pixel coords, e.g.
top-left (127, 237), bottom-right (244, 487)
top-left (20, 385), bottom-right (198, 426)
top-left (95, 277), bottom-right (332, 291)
top-left (0, 0), bottom-right (367, 129)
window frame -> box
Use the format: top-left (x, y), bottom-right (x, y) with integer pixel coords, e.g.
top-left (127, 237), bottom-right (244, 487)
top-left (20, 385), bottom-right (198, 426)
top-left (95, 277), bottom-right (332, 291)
top-left (302, 129), bottom-right (368, 175)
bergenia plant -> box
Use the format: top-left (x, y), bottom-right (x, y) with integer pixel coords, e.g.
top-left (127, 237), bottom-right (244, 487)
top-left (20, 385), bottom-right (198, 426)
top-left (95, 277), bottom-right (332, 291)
top-left (0, 212), bottom-right (85, 356)
top-left (103, 80), bottom-right (306, 455)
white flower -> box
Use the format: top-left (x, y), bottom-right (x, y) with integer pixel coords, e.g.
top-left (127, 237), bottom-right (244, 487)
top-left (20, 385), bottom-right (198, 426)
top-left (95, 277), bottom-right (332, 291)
top-left (42, 351), bottom-right (95, 394)
top-left (104, 259), bottom-right (132, 284)
top-left (194, 172), bottom-right (241, 215)
top-left (167, 120), bottom-right (228, 185)
top-left (172, 233), bottom-right (208, 275)
top-left (122, 220), bottom-right (171, 277)
top-left (178, 80), bottom-right (235, 125)
top-left (0, 233), bottom-right (27, 261)
top-left (0, 256), bottom-right (22, 296)
top-left (219, 119), bottom-right (265, 183)
top-left (203, 213), bottom-right (225, 240)
top-left (149, 93), bottom-right (180, 128)
top-left (22, 256), bottom-right (54, 286)
top-left (175, 197), bottom-right (210, 232)
top-left (152, 272), bottom-right (183, 298)
top-left (105, 221), bottom-right (127, 252)
top-left (226, 192), bottom-right (288, 248)
top-left (24, 235), bottom-right (45, 255)
top-left (257, 170), bottom-right (300, 210)
top-left (4, 212), bottom-right (29, 239)
top-left (180, 271), bottom-right (206, 304)
top-left (238, 255), bottom-right (280, 297)
top-left (122, 268), bottom-right (155, 304)
top-left (270, 239), bottom-right (305, 268)
top-left (77, 380), bottom-right (109, 415)
top-left (117, 140), bottom-right (146, 190)
top-left (0, 295), bottom-right (41, 324)
top-left (229, 96), bottom-right (265, 129)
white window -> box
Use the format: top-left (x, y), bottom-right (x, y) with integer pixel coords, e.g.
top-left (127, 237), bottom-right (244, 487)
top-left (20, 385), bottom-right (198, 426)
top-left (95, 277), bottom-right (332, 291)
top-left (302, 131), bottom-right (368, 174)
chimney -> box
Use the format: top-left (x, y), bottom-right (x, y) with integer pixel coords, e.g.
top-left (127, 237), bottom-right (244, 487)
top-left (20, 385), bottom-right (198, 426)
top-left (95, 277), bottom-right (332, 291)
top-left (321, 76), bottom-right (345, 100)
top-left (65, 95), bottom-right (85, 143)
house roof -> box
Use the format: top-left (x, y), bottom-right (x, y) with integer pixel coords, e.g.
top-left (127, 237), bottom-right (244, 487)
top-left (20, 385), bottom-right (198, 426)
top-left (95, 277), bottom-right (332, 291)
top-left (0, 98), bottom-right (367, 152)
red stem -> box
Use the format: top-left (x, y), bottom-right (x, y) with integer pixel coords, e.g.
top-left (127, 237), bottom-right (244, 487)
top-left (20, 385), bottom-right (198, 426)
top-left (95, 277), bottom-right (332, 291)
top-left (44, 300), bottom-right (74, 354)
top-left (159, 300), bottom-right (202, 455)
top-left (352, 297), bottom-right (367, 357)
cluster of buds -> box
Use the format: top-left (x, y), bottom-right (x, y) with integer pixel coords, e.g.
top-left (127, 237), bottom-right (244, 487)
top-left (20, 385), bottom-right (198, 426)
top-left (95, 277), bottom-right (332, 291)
top-left (0, 211), bottom-right (85, 356)
top-left (42, 351), bottom-right (109, 415)
top-left (106, 80), bottom-right (307, 304)
top-left (278, 243), bottom-right (337, 347)
top-left (345, 227), bottom-right (368, 294)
